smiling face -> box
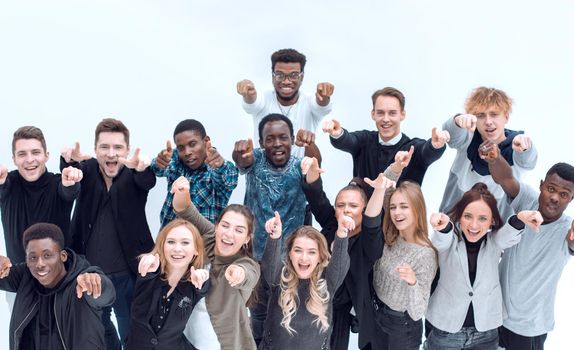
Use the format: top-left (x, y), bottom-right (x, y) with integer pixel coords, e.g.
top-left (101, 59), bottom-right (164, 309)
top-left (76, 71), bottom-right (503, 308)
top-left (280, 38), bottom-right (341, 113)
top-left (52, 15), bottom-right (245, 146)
top-left (260, 120), bottom-right (293, 167)
top-left (26, 238), bottom-right (67, 289)
top-left (175, 130), bottom-right (208, 170)
top-left (95, 131), bottom-right (129, 181)
top-left (163, 225), bottom-right (197, 272)
top-left (288, 236), bottom-right (321, 279)
top-left (538, 173), bottom-right (574, 224)
top-left (388, 191), bottom-right (415, 236)
top-left (215, 211), bottom-right (251, 257)
top-left (371, 95), bottom-right (405, 142)
top-left (335, 189), bottom-right (365, 232)
top-left (474, 106), bottom-right (509, 144)
top-left (459, 199), bottom-right (494, 242)
top-left (13, 139), bottom-right (49, 182)
top-left (272, 62), bottom-right (303, 104)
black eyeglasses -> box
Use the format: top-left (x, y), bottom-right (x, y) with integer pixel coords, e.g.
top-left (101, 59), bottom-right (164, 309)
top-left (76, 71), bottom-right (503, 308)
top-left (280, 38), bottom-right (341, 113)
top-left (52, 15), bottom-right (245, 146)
top-left (272, 71), bottom-right (303, 82)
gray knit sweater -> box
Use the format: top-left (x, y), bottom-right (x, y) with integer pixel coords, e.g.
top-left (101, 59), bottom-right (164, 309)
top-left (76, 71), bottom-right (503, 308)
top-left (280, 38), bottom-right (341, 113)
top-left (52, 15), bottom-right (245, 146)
top-left (373, 236), bottom-right (437, 321)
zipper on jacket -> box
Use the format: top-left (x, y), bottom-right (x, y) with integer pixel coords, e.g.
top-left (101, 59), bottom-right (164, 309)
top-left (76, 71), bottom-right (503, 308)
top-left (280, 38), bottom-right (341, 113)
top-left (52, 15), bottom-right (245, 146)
top-left (13, 301), bottom-right (39, 349)
top-left (54, 294), bottom-right (68, 350)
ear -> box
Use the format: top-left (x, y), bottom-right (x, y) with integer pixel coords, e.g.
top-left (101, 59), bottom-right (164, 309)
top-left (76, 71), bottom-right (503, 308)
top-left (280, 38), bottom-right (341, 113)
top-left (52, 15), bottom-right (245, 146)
top-left (45, 150), bottom-right (50, 161)
top-left (259, 138), bottom-right (264, 148)
top-left (400, 109), bottom-right (406, 122)
top-left (60, 250), bottom-right (68, 263)
top-left (243, 235), bottom-right (251, 245)
top-left (204, 135), bottom-right (211, 143)
top-left (370, 109), bottom-right (376, 121)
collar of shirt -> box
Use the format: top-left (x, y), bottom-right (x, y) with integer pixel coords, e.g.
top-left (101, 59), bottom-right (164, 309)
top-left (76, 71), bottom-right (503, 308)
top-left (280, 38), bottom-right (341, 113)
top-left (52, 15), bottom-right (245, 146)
top-left (379, 133), bottom-right (402, 146)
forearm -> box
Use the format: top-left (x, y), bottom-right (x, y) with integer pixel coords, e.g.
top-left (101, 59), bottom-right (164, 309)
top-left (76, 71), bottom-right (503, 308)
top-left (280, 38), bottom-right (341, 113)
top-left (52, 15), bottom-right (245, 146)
top-left (261, 237), bottom-right (282, 285)
top-left (58, 181), bottom-right (80, 201)
top-left (325, 235), bottom-right (350, 291)
top-left (133, 167), bottom-right (157, 191)
top-left (175, 205), bottom-right (215, 237)
top-left (487, 155), bottom-right (519, 199)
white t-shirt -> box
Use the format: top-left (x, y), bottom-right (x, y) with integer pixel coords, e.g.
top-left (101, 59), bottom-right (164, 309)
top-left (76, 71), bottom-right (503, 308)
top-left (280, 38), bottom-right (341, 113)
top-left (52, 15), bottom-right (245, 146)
top-left (242, 90), bottom-right (332, 158)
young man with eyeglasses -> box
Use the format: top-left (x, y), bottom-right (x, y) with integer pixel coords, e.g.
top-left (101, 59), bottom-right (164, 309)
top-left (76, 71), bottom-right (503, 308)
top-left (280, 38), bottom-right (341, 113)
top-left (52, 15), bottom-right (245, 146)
top-left (237, 48), bottom-right (335, 158)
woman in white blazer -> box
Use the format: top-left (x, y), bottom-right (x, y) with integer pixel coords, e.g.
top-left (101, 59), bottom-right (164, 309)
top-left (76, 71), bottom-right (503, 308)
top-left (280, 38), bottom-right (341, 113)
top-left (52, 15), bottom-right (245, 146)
top-left (425, 183), bottom-right (542, 350)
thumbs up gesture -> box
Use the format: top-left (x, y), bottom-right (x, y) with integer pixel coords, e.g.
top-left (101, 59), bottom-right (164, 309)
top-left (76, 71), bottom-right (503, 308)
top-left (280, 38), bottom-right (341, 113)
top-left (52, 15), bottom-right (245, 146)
top-left (155, 140), bottom-right (174, 169)
top-left (118, 148), bottom-right (151, 172)
top-left (265, 211), bottom-right (282, 240)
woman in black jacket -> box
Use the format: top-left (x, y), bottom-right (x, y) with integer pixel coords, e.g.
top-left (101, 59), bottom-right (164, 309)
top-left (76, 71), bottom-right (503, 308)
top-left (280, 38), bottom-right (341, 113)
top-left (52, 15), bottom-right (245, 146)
top-left (127, 218), bottom-right (209, 350)
top-left (300, 151), bottom-right (409, 350)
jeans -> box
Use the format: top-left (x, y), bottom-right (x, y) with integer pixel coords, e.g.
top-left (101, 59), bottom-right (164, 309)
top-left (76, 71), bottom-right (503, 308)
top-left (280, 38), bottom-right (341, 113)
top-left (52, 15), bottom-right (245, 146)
top-left (102, 271), bottom-right (135, 350)
top-left (427, 326), bottom-right (498, 350)
top-left (498, 326), bottom-right (547, 350)
top-left (373, 297), bottom-right (422, 350)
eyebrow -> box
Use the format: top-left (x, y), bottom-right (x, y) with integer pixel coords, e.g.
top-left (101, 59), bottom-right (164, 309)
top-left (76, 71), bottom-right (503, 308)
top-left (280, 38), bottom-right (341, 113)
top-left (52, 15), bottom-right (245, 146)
top-left (221, 220), bottom-right (247, 230)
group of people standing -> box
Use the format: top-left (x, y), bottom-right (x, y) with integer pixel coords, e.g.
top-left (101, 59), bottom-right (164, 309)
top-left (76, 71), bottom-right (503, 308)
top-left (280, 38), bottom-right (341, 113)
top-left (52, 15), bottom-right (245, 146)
top-left (0, 48), bottom-right (572, 350)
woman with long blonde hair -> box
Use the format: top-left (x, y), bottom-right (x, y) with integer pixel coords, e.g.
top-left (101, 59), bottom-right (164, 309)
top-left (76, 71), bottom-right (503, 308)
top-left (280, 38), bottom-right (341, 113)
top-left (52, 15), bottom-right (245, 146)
top-left (372, 181), bottom-right (438, 349)
top-left (259, 212), bottom-right (350, 349)
top-left (127, 219), bottom-right (210, 350)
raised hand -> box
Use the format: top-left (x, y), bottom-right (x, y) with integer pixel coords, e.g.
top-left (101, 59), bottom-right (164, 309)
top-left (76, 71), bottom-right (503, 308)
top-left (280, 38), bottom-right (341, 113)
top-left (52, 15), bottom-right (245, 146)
top-left (232, 139), bottom-right (254, 168)
top-left (76, 272), bottom-right (102, 299)
top-left (301, 156), bottom-right (324, 184)
top-left (569, 220), bottom-right (574, 241)
top-left (61, 166), bottom-right (83, 187)
top-left (61, 142), bottom-right (92, 163)
top-left (118, 148), bottom-right (151, 172)
top-left (517, 210), bottom-right (544, 232)
top-left (265, 211), bottom-right (282, 240)
top-left (155, 140), bottom-right (174, 169)
top-left (0, 256), bottom-right (12, 279)
top-left (454, 114), bottom-right (477, 133)
top-left (171, 176), bottom-right (191, 212)
top-left (138, 253), bottom-right (160, 277)
top-left (478, 140), bottom-right (500, 162)
top-left (396, 263), bottom-right (417, 285)
top-left (295, 129), bottom-right (316, 147)
top-left (364, 173), bottom-right (396, 191)
top-left (224, 264), bottom-right (246, 287)
top-left (391, 145), bottom-right (414, 173)
top-left (337, 214), bottom-right (355, 238)
top-left (431, 127), bottom-right (451, 149)
top-left (0, 165), bottom-right (8, 185)
top-left (321, 118), bottom-right (343, 137)
top-left (189, 267), bottom-right (210, 289)
top-left (315, 82), bottom-right (335, 104)
top-left (430, 212), bottom-right (450, 231)
top-left (236, 79), bottom-right (257, 103)
top-left (204, 140), bottom-right (225, 168)
top-left (512, 134), bottom-right (532, 153)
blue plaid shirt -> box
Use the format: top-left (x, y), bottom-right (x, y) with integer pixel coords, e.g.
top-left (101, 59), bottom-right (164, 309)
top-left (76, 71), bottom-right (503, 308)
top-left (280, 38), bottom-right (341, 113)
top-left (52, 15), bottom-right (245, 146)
top-left (151, 150), bottom-right (239, 226)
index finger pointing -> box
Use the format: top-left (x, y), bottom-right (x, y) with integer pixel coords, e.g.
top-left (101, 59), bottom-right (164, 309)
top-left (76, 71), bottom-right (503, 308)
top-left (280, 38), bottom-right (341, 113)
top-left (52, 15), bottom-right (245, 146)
top-left (166, 140), bottom-right (172, 152)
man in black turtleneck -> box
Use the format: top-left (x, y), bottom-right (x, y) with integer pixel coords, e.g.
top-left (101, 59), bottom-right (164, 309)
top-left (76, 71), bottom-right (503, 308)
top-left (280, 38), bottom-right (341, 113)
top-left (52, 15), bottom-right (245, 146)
top-left (0, 126), bottom-right (82, 266)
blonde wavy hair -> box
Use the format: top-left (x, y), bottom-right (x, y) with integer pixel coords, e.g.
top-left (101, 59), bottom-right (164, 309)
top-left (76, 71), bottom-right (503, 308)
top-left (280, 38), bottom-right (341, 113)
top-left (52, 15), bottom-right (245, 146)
top-left (279, 226), bottom-right (331, 334)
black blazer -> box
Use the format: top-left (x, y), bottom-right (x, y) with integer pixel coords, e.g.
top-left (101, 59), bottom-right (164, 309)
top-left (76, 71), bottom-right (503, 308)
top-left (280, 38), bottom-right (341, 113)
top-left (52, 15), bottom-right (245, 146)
top-left (62, 157), bottom-right (156, 274)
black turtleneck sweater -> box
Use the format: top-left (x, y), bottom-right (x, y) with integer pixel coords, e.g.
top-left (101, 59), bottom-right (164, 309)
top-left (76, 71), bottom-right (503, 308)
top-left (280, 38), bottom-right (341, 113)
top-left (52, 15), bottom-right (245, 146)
top-left (0, 170), bottom-right (79, 263)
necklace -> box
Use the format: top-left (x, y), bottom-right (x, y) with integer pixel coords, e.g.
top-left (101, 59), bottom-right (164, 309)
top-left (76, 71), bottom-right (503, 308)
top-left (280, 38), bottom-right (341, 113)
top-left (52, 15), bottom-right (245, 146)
top-left (276, 99), bottom-right (296, 117)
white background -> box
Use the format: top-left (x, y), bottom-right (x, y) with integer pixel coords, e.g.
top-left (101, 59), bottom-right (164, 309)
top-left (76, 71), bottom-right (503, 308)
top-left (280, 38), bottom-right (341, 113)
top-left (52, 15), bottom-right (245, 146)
top-left (0, 0), bottom-right (572, 348)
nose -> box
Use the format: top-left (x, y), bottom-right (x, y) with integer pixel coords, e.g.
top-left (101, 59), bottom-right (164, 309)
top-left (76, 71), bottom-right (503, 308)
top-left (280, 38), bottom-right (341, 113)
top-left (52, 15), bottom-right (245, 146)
top-left (184, 145), bottom-right (193, 156)
top-left (273, 138), bottom-right (281, 147)
top-left (484, 115), bottom-right (494, 125)
top-left (107, 148), bottom-right (116, 158)
top-left (24, 153), bottom-right (34, 163)
top-left (36, 257), bottom-right (46, 269)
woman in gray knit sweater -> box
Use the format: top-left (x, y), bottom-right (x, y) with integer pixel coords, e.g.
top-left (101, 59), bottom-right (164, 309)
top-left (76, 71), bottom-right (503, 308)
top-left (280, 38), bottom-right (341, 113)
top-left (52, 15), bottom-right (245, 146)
top-left (372, 181), bottom-right (438, 350)
top-left (259, 212), bottom-right (350, 349)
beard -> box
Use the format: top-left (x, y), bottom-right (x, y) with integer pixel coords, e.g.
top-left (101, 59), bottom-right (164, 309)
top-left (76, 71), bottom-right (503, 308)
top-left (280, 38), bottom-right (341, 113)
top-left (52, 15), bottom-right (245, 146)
top-left (275, 88), bottom-right (299, 102)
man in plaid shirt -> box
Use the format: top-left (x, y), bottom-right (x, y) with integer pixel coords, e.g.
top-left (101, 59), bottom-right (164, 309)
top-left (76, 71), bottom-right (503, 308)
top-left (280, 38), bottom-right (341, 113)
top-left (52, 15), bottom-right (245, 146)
top-left (151, 119), bottom-right (238, 225)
